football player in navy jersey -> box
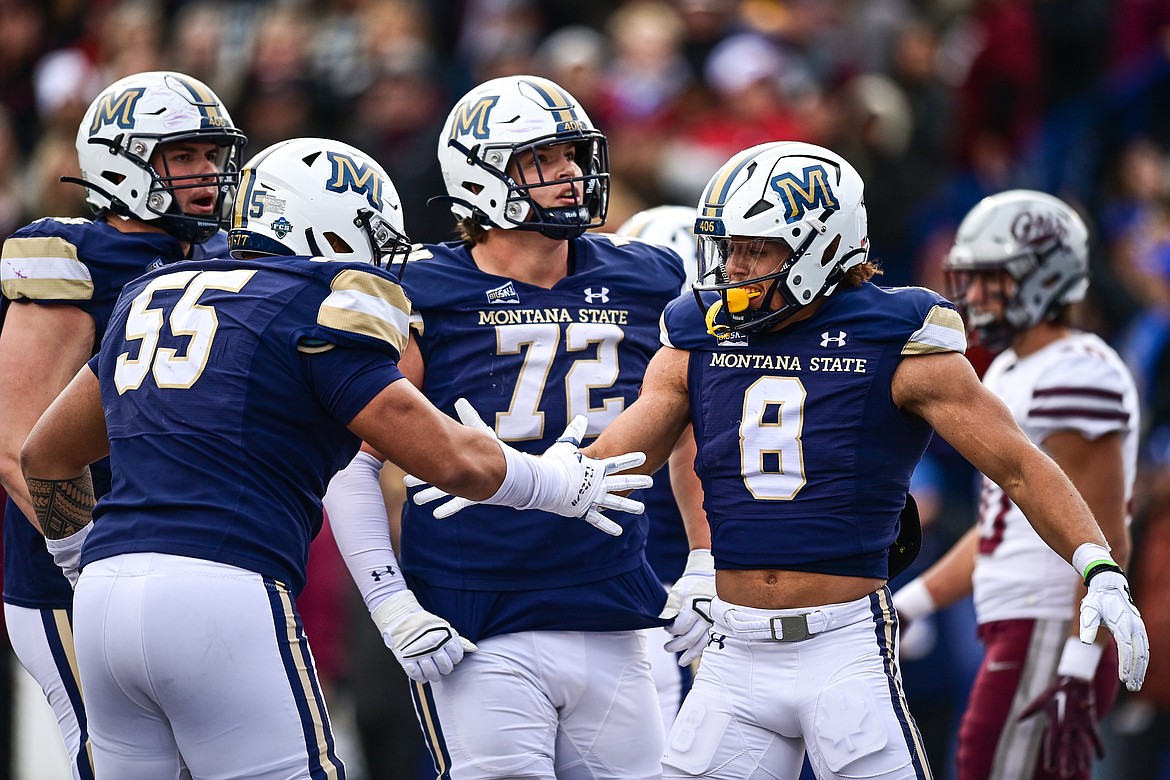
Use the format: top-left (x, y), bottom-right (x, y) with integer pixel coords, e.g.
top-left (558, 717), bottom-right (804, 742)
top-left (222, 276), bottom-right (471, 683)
top-left (550, 142), bottom-right (1146, 779)
top-left (323, 75), bottom-right (686, 779)
top-left (893, 191), bottom-right (1140, 780)
top-left (18, 136), bottom-right (649, 780)
top-left (0, 70), bottom-right (247, 780)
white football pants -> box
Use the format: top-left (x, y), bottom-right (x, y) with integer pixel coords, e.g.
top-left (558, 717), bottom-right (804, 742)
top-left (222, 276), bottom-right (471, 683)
top-left (411, 629), bottom-right (664, 779)
top-left (663, 589), bottom-right (932, 779)
top-left (73, 553), bottom-right (345, 779)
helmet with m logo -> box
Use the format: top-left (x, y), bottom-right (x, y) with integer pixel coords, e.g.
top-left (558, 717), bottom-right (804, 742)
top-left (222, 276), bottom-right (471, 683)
top-left (75, 71), bottom-right (247, 244)
top-left (228, 137), bottom-right (412, 271)
top-left (436, 75), bottom-right (609, 240)
top-left (693, 142), bottom-right (868, 335)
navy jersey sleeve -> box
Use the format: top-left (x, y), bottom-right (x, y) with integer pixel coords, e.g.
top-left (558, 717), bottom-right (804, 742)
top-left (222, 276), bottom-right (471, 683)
top-left (661, 291), bottom-right (725, 351)
top-left (304, 345), bottom-right (405, 424)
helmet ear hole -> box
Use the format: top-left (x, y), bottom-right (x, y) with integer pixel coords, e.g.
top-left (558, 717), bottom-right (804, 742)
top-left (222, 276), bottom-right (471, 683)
top-left (820, 235), bottom-right (841, 266)
top-left (323, 232), bottom-right (352, 253)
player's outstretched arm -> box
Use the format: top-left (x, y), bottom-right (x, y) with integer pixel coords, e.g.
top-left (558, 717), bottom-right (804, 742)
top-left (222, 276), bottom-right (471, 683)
top-left (350, 380), bottom-right (651, 536)
top-left (893, 351), bottom-right (1148, 691)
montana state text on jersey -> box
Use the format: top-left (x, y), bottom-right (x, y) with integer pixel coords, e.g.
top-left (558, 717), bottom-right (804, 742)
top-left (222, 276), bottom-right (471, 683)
top-left (662, 282), bottom-right (966, 578)
top-left (1, 217), bottom-right (229, 609)
top-left (397, 233), bottom-right (685, 633)
top-left (79, 255), bottom-right (410, 597)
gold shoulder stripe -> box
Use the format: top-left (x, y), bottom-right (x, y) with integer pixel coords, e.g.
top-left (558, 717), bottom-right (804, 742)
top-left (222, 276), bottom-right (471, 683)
top-left (924, 305), bottom-right (964, 331)
top-left (3, 235), bottom-right (81, 261)
top-left (2, 237), bottom-right (94, 301)
top-left (902, 304), bottom-right (967, 356)
top-left (317, 269), bottom-right (411, 355)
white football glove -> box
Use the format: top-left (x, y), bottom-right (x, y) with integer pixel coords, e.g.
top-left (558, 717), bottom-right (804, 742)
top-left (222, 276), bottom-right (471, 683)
top-left (372, 590), bottom-right (476, 684)
top-left (1079, 570), bottom-right (1148, 692)
top-left (407, 398), bottom-right (651, 537)
top-left (660, 549), bottom-right (716, 666)
top-left (44, 521), bottom-right (93, 588)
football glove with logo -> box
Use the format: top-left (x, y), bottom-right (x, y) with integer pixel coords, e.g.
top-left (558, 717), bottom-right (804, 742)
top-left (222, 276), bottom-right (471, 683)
top-left (660, 549), bottom-right (716, 666)
top-left (406, 398), bottom-right (651, 536)
top-left (1079, 569), bottom-right (1148, 692)
top-left (372, 590), bottom-right (476, 684)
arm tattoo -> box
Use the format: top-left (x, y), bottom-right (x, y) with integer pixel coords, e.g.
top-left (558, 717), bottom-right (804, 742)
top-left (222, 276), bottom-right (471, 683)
top-left (27, 470), bottom-right (95, 540)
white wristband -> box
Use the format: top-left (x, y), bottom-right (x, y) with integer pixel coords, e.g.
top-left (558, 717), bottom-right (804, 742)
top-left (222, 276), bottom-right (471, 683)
top-left (684, 549), bottom-right (715, 574)
top-left (484, 443), bottom-right (541, 509)
top-left (1072, 542), bottom-right (1115, 581)
top-left (892, 578), bottom-right (936, 622)
top-left (44, 521), bottom-right (93, 587)
top-left (1057, 635), bottom-right (1103, 680)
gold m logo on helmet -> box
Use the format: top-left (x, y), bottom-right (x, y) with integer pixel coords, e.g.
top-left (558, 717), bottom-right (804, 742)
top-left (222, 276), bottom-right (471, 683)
top-left (769, 166), bottom-right (840, 222)
top-left (89, 88), bottom-right (146, 134)
top-left (448, 96), bottom-right (499, 141)
top-left (326, 152), bottom-right (383, 211)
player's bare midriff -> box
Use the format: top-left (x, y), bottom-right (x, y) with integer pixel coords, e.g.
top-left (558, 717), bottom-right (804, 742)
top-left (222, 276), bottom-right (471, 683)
top-left (717, 569), bottom-right (886, 610)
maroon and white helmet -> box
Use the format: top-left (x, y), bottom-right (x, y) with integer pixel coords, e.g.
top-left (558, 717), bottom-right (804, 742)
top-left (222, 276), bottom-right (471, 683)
top-left (945, 190), bottom-right (1089, 348)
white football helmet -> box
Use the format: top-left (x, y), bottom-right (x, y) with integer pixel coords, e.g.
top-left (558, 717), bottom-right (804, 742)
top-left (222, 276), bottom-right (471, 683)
top-left (74, 71), bottom-right (247, 244)
top-left (693, 142), bottom-right (868, 335)
top-left (616, 205), bottom-right (699, 291)
top-left (228, 138), bottom-right (412, 269)
top-left (436, 75), bottom-right (609, 240)
top-left (944, 189), bottom-right (1089, 349)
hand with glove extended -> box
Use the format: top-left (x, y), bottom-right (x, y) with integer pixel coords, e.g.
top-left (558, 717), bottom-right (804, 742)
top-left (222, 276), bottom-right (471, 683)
top-left (660, 549), bottom-right (716, 666)
top-left (1078, 567), bottom-right (1148, 692)
top-left (1018, 638), bottom-right (1105, 777)
top-left (406, 398), bottom-right (652, 537)
top-left (372, 590), bottom-right (476, 684)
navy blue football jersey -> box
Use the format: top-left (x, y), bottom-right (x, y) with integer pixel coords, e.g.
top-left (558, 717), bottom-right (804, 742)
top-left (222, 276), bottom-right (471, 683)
top-left (79, 255), bottom-right (410, 596)
top-left (643, 467), bottom-right (689, 585)
top-left (663, 283), bottom-right (967, 579)
top-left (398, 233), bottom-right (684, 637)
top-left (0, 218), bottom-right (227, 608)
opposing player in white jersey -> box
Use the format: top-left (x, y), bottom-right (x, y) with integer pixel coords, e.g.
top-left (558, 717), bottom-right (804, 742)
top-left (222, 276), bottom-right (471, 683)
top-left (0, 70), bottom-right (247, 780)
top-left (19, 136), bottom-right (649, 780)
top-left (324, 75), bottom-right (685, 779)
top-left (893, 191), bottom-right (1140, 780)
top-left (616, 205), bottom-right (704, 735)
top-left (408, 143), bottom-right (1150, 778)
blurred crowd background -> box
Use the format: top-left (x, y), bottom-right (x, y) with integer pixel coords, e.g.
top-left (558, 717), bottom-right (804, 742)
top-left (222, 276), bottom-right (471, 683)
top-left (2, 0), bottom-right (1170, 777)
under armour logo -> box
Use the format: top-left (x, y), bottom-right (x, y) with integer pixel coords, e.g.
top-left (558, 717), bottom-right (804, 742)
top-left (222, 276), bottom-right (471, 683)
top-left (147, 256), bottom-right (165, 271)
top-left (707, 633), bottom-right (726, 650)
top-left (583, 287), bottom-right (610, 304)
top-left (369, 566), bottom-right (396, 582)
top-left (820, 330), bottom-right (847, 347)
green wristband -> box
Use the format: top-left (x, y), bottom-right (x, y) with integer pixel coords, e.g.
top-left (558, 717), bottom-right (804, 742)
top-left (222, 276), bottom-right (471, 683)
top-left (1083, 560), bottom-right (1124, 587)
